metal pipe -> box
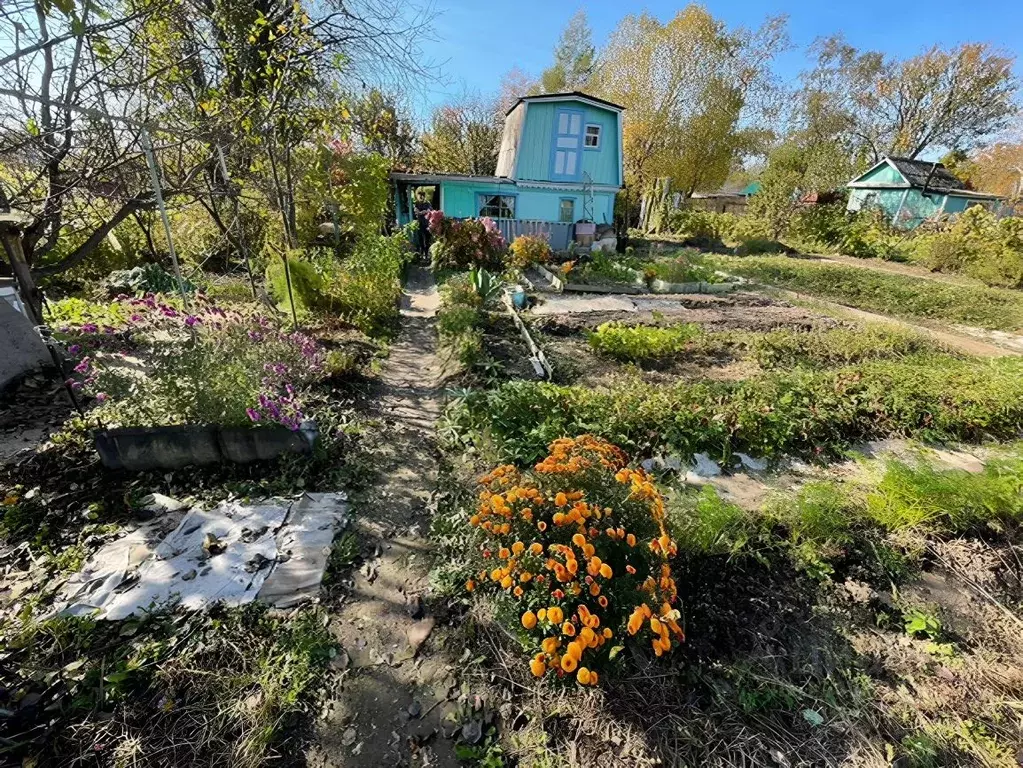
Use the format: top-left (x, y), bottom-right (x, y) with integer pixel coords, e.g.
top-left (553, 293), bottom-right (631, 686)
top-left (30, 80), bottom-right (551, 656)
top-left (140, 126), bottom-right (191, 312)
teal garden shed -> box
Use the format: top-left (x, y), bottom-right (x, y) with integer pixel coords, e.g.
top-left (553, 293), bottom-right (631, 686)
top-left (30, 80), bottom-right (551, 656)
top-left (846, 156), bottom-right (1004, 229)
top-left (391, 92), bottom-right (625, 250)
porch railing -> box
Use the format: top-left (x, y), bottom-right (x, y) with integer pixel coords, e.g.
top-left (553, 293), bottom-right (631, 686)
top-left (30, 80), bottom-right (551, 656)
top-left (491, 219), bottom-right (574, 251)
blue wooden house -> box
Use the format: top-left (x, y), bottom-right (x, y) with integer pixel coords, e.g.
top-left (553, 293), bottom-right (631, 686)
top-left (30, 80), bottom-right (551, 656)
top-left (391, 92), bottom-right (625, 249)
top-left (846, 156), bottom-right (1004, 229)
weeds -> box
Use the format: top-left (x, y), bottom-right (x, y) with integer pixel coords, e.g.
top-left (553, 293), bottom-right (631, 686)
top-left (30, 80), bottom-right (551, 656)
top-left (866, 453), bottom-right (1023, 533)
top-left (0, 605), bottom-right (334, 766)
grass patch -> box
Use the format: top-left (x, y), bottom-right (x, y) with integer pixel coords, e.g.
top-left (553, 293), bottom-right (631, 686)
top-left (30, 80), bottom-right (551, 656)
top-left (709, 254), bottom-right (1023, 332)
top-left (444, 354), bottom-right (1023, 465)
top-left (866, 452), bottom-right (1023, 533)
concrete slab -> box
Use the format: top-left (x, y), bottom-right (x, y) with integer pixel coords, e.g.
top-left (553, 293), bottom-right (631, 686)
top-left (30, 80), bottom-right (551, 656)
top-left (0, 299), bottom-right (49, 390)
top-left (530, 293), bottom-right (637, 316)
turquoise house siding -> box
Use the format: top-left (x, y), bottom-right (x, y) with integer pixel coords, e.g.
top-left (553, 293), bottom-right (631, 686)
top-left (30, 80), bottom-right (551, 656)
top-left (436, 181), bottom-right (614, 225)
top-left (846, 156), bottom-right (1002, 229)
top-left (514, 102), bottom-right (620, 187)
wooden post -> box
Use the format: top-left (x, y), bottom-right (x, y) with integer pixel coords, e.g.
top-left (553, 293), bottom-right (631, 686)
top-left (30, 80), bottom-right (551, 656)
top-left (0, 223), bottom-right (44, 326)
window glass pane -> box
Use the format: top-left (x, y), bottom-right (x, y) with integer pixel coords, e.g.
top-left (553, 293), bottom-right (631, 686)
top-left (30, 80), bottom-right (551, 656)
top-left (479, 195), bottom-right (515, 218)
top-left (570, 114), bottom-right (581, 134)
top-left (585, 125), bottom-right (601, 147)
top-left (559, 199), bottom-right (574, 223)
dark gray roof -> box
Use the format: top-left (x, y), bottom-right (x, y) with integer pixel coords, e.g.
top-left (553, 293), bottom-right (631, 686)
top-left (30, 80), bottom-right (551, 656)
top-left (505, 91), bottom-right (625, 116)
top-left (887, 157), bottom-right (967, 193)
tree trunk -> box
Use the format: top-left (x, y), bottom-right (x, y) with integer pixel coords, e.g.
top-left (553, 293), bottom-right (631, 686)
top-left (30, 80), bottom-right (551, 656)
top-left (0, 230), bottom-right (44, 325)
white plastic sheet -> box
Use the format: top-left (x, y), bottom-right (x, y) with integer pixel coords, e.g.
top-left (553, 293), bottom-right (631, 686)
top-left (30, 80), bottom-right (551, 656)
top-left (56, 492), bottom-right (348, 619)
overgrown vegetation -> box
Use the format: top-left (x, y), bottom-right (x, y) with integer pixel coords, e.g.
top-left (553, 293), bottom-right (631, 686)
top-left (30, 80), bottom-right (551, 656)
top-left (709, 254), bottom-right (1023, 331)
top-left (444, 354), bottom-right (1023, 464)
top-left (0, 604), bottom-right (335, 766)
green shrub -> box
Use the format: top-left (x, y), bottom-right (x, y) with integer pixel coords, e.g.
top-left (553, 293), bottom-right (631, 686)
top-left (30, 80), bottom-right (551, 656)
top-left (665, 209), bottom-right (737, 241)
top-left (266, 253), bottom-right (325, 318)
top-left (428, 213), bottom-right (506, 270)
top-left (910, 208), bottom-right (1023, 288)
top-left (438, 305), bottom-right (481, 338)
top-left (588, 322), bottom-right (701, 363)
top-left (736, 238), bottom-right (789, 256)
top-left (787, 203), bottom-right (851, 253)
top-left (748, 325), bottom-right (937, 368)
top-left (709, 254), bottom-right (1023, 331)
top-left (568, 251), bottom-right (641, 285)
top-left (444, 354), bottom-right (1023, 464)
top-left (866, 454), bottom-right (1023, 533)
top-left (644, 250), bottom-right (720, 283)
top-left (319, 230), bottom-right (413, 335)
top-left (107, 264), bottom-right (193, 296)
top-left (837, 212), bottom-right (907, 260)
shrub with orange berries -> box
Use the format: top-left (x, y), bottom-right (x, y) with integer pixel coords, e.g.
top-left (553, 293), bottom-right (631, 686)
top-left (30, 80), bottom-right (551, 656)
top-left (465, 435), bottom-right (684, 684)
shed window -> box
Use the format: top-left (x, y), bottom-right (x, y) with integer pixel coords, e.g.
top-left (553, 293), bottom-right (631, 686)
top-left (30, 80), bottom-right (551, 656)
top-left (584, 124), bottom-right (601, 149)
top-left (559, 198), bottom-right (575, 223)
top-left (478, 194), bottom-right (516, 219)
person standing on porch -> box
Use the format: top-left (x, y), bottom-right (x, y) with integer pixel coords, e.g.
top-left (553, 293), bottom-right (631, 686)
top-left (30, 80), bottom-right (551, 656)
top-left (413, 190), bottom-right (433, 256)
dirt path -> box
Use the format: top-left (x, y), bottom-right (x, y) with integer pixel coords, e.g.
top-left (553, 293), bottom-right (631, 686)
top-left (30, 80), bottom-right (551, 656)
top-left (765, 286), bottom-right (1021, 358)
top-left (809, 252), bottom-right (992, 288)
top-left (309, 265), bottom-right (460, 768)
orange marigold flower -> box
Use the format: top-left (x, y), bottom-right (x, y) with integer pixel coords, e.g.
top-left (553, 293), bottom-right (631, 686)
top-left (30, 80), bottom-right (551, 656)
top-left (466, 579), bottom-right (476, 592)
top-left (547, 606), bottom-right (564, 624)
top-left (469, 515), bottom-right (480, 526)
top-left (572, 533), bottom-right (586, 548)
top-left (537, 608), bottom-right (547, 621)
top-left (626, 533), bottom-right (637, 547)
top-left (566, 559), bottom-right (578, 575)
top-left (501, 576), bottom-right (514, 589)
top-left (529, 542), bottom-right (543, 555)
top-left (576, 667), bottom-right (591, 685)
top-left (542, 637), bottom-right (560, 654)
top-left (603, 627), bottom-right (613, 639)
top-left (561, 654), bottom-right (578, 673)
top-left (566, 641), bottom-right (583, 661)
top-left (598, 595), bottom-right (608, 608)
top-left (530, 657), bottom-right (546, 677)
top-left (562, 621), bottom-right (576, 636)
top-left (589, 582), bottom-right (601, 596)
top-left (589, 671), bottom-right (599, 685)
top-left (555, 492), bottom-right (568, 507)
top-left (521, 611), bottom-right (537, 630)
top-left (490, 568), bottom-right (502, 581)
top-left (626, 564), bottom-right (636, 575)
top-left (512, 541), bottom-right (525, 555)
top-left (513, 586), bottom-right (524, 598)
top-left (498, 547), bottom-right (510, 559)
top-left (650, 617), bottom-right (663, 635)
top-left (599, 563), bottom-right (613, 579)
top-left (520, 572), bottom-right (533, 583)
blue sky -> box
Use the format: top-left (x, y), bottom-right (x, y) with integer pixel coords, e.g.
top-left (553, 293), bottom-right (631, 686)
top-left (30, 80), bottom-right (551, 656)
top-left (414, 0), bottom-right (1023, 117)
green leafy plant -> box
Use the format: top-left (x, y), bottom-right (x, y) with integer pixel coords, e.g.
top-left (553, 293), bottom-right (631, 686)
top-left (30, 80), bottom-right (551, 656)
top-left (469, 267), bottom-right (503, 305)
top-left (588, 322), bottom-right (701, 363)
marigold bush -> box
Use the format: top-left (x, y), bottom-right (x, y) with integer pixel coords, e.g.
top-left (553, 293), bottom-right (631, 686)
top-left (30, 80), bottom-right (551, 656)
top-left (508, 234), bottom-right (552, 270)
top-left (465, 435), bottom-right (684, 685)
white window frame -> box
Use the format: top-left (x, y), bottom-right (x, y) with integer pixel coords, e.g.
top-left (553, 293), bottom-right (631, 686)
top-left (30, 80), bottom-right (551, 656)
top-left (584, 124), bottom-right (601, 149)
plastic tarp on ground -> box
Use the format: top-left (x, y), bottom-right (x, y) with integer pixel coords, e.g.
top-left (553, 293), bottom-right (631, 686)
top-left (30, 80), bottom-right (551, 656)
top-left (55, 492), bottom-right (349, 619)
